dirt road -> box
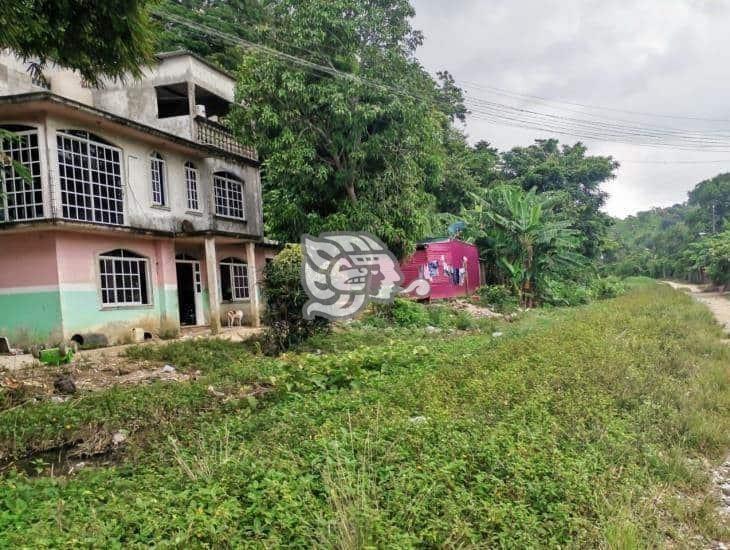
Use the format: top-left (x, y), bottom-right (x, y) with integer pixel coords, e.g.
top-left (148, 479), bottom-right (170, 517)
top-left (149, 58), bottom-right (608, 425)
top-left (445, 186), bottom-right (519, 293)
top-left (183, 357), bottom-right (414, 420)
top-left (663, 281), bottom-right (730, 335)
top-left (664, 281), bottom-right (730, 547)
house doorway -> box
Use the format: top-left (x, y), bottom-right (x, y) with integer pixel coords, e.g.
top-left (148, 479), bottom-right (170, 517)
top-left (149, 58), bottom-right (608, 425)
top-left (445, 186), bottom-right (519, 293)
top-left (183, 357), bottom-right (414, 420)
top-left (175, 255), bottom-right (203, 326)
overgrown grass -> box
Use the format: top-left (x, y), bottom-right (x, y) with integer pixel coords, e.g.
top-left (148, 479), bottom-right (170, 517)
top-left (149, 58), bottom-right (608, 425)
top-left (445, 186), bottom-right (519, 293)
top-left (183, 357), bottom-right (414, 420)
top-left (1, 284), bottom-right (729, 547)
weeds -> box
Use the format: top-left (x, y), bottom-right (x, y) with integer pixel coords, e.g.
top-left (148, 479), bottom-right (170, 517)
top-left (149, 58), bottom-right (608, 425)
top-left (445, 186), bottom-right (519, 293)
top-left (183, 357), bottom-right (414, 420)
top-left (0, 284), bottom-right (728, 547)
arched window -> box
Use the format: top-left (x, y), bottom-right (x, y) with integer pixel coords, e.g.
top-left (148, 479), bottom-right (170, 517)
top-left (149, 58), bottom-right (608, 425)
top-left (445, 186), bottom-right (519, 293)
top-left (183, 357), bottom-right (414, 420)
top-left (0, 124), bottom-right (43, 223)
top-left (150, 152), bottom-right (166, 206)
top-left (98, 249), bottom-right (150, 306)
top-left (57, 129), bottom-right (123, 225)
top-left (213, 171), bottom-right (245, 220)
top-left (219, 257), bottom-right (249, 301)
top-left (184, 161), bottom-right (199, 211)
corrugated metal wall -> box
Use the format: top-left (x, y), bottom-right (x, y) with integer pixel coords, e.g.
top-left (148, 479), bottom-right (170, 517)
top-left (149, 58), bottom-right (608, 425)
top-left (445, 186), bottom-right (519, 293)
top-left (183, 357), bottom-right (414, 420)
top-left (400, 240), bottom-right (481, 300)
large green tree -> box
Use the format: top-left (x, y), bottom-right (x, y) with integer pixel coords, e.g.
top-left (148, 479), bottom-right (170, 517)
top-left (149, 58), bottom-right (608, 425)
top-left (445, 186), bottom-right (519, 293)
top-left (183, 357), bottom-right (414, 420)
top-left (0, 0), bottom-right (155, 85)
top-left (468, 140), bottom-right (500, 189)
top-left (500, 139), bottom-right (618, 258)
top-left (153, 0), bottom-right (270, 72)
top-left (228, 0), bottom-right (462, 257)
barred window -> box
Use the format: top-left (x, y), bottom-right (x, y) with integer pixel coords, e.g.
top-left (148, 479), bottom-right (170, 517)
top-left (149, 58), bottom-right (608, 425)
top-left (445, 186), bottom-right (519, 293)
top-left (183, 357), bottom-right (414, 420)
top-left (0, 125), bottom-right (43, 222)
top-left (99, 249), bottom-right (150, 306)
top-left (57, 130), bottom-right (123, 225)
top-left (185, 161), bottom-right (200, 211)
top-left (213, 172), bottom-right (245, 220)
top-left (219, 257), bottom-right (249, 301)
top-left (150, 152), bottom-right (166, 206)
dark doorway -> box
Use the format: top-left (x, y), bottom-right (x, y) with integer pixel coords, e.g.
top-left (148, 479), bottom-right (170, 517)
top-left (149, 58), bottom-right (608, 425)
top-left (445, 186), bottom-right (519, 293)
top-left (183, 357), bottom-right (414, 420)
top-left (176, 262), bottom-right (196, 326)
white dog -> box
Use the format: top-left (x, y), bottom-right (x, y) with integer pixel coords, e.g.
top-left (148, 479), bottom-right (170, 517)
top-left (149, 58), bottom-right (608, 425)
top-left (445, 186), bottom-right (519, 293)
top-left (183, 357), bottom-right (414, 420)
top-left (226, 309), bottom-right (244, 327)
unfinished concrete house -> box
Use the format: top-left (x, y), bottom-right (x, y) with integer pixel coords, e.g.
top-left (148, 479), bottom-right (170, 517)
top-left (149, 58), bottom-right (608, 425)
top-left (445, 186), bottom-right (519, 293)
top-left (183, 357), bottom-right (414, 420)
top-left (0, 51), bottom-right (277, 345)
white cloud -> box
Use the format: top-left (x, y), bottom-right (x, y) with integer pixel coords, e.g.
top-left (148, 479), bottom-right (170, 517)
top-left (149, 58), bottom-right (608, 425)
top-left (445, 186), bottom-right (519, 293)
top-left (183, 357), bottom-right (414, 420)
top-left (412, 0), bottom-right (730, 217)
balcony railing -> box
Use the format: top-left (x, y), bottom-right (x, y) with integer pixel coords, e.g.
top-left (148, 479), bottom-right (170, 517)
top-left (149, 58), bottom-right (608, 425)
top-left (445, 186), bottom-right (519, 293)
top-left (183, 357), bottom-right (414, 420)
top-left (195, 116), bottom-right (258, 162)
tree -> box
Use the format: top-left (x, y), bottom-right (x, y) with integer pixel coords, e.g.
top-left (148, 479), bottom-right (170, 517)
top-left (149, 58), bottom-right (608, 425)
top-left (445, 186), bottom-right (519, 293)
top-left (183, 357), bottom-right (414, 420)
top-left (0, 0), bottom-right (155, 85)
top-left (229, 0), bottom-right (459, 258)
top-left (464, 185), bottom-right (586, 307)
top-left (153, 0), bottom-right (270, 72)
top-left (468, 140), bottom-right (500, 188)
top-left (687, 173), bottom-right (730, 234)
top-left (427, 127), bottom-right (479, 215)
top-left (501, 139), bottom-right (618, 258)
top-left (604, 170), bottom-right (730, 283)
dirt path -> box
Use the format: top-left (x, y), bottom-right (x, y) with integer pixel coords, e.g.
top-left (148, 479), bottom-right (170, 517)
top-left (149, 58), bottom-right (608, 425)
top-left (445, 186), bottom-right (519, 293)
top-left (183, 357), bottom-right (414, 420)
top-left (663, 281), bottom-right (730, 335)
top-left (663, 282), bottom-right (730, 547)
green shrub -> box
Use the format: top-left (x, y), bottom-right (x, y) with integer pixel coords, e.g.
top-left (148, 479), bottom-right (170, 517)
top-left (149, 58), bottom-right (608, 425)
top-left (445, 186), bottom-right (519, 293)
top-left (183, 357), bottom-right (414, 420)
top-left (477, 284), bottom-right (519, 312)
top-left (364, 298), bottom-right (429, 327)
top-left (591, 276), bottom-right (626, 300)
top-left (426, 304), bottom-right (455, 328)
top-left (541, 279), bottom-right (592, 306)
top-left (367, 301), bottom-right (476, 330)
top-left (391, 299), bottom-right (429, 327)
top-left (260, 244), bottom-right (328, 354)
top-left (454, 310), bottom-right (475, 330)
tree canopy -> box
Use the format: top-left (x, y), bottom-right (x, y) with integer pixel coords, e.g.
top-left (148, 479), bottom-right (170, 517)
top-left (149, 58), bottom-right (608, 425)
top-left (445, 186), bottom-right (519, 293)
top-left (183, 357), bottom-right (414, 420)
top-left (153, 0), bottom-right (269, 72)
top-left (604, 173), bottom-right (729, 285)
top-left (499, 139), bottom-right (618, 258)
top-left (1, 0), bottom-right (155, 85)
top-left (226, 0), bottom-right (470, 257)
top-left (154, 1), bottom-right (619, 270)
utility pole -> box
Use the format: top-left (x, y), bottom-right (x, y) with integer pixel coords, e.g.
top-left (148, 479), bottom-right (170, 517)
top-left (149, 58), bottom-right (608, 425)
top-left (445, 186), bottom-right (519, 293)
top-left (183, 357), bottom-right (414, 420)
top-left (711, 202), bottom-right (717, 234)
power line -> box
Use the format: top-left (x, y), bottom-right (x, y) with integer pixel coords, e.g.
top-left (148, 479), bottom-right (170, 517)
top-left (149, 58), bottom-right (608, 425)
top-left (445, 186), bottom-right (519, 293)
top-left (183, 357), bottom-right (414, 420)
top-left (463, 94), bottom-right (730, 140)
top-left (618, 159), bottom-right (730, 164)
top-left (464, 101), bottom-right (730, 147)
top-left (460, 80), bottom-right (730, 124)
top-left (152, 8), bottom-right (730, 156)
top-left (463, 106), bottom-right (730, 152)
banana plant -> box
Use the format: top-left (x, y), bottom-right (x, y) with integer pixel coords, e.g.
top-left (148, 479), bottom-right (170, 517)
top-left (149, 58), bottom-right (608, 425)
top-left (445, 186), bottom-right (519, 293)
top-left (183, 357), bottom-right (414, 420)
top-left (464, 184), bottom-right (586, 307)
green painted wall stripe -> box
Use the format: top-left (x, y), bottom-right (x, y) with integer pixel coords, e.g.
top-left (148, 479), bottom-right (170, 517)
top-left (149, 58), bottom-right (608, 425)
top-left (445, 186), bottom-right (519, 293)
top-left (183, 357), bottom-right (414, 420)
top-left (59, 288), bottom-right (179, 335)
top-left (0, 291), bottom-right (63, 341)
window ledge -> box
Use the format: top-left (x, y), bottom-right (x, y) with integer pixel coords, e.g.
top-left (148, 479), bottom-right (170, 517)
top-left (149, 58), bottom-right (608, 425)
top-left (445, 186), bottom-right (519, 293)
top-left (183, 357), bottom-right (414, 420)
top-left (222, 299), bottom-right (251, 304)
top-left (151, 204), bottom-right (171, 211)
top-left (100, 304), bottom-right (155, 311)
top-left (186, 210), bottom-right (204, 217)
top-left (215, 214), bottom-right (247, 223)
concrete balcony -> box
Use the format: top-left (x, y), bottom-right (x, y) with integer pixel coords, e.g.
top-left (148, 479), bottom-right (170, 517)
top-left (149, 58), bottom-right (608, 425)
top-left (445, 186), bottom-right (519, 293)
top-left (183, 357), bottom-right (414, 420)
top-left (195, 117), bottom-right (257, 162)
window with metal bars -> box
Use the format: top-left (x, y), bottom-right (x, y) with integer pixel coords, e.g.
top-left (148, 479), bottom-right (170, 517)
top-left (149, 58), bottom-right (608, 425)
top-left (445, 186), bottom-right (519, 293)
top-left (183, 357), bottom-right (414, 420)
top-left (57, 130), bottom-right (124, 225)
top-left (219, 257), bottom-right (249, 301)
top-left (185, 161), bottom-right (200, 211)
top-left (213, 172), bottom-right (245, 220)
top-left (0, 125), bottom-right (43, 223)
top-left (98, 249), bottom-right (150, 306)
top-left (150, 152), bottom-right (166, 206)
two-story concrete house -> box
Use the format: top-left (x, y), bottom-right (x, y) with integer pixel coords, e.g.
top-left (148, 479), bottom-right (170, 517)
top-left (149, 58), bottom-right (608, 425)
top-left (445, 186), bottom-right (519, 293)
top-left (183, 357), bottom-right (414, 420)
top-left (0, 50), bottom-right (276, 345)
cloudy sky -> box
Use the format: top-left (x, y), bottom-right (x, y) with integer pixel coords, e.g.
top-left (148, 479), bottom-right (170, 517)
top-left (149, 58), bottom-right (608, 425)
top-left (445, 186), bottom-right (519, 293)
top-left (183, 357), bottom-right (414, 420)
top-left (411, 0), bottom-right (730, 218)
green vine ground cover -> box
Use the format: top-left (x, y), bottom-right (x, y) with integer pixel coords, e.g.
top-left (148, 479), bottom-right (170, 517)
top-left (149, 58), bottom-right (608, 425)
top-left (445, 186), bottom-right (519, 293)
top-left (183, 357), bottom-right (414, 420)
top-left (1, 284), bottom-right (729, 547)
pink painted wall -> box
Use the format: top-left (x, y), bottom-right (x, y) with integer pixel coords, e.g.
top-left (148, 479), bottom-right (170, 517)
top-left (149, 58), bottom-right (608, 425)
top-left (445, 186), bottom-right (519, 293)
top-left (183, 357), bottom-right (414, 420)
top-left (55, 232), bottom-right (176, 288)
top-left (215, 241), bottom-right (277, 297)
top-left (0, 232), bottom-right (59, 288)
top-left (215, 243), bottom-right (276, 282)
top-left (401, 239), bottom-right (481, 300)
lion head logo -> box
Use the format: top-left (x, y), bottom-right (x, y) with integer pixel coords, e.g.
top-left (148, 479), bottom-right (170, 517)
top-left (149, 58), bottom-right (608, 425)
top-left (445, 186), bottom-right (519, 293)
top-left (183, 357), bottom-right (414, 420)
top-left (301, 232), bottom-right (430, 320)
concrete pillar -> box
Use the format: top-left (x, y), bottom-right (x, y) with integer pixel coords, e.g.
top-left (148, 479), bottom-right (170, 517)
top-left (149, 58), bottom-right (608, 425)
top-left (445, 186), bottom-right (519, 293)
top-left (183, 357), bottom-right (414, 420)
top-left (246, 241), bottom-right (261, 327)
top-left (204, 236), bottom-right (221, 333)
